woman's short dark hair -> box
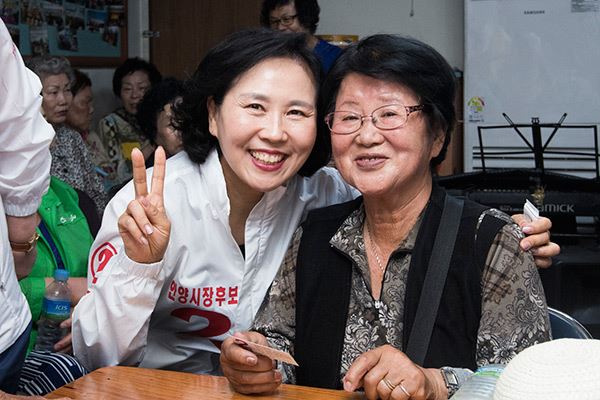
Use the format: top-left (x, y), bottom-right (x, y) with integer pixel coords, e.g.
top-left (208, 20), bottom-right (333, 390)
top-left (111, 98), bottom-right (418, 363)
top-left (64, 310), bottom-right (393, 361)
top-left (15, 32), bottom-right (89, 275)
top-left (112, 57), bottom-right (162, 98)
top-left (136, 77), bottom-right (184, 144)
top-left (173, 28), bottom-right (328, 177)
top-left (320, 34), bottom-right (456, 167)
top-left (260, 0), bottom-right (320, 34)
top-left (26, 55), bottom-right (75, 83)
top-left (71, 69), bottom-right (92, 96)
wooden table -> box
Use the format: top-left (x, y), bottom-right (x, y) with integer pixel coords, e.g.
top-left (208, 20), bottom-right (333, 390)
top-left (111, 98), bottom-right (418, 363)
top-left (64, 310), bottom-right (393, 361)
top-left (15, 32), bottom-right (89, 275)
top-left (47, 366), bottom-right (364, 399)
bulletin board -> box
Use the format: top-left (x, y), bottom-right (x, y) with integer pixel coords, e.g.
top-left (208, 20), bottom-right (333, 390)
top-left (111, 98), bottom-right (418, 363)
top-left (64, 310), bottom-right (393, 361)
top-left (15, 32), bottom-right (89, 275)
top-left (0, 0), bottom-right (127, 66)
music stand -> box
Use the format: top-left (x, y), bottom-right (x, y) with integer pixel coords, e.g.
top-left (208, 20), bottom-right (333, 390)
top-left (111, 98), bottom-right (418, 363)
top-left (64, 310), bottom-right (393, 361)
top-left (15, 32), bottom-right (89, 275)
top-left (476, 113), bottom-right (600, 179)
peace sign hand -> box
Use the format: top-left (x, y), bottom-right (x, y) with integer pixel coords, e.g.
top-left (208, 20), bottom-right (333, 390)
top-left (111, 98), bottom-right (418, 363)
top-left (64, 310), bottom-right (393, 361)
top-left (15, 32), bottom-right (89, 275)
top-left (118, 147), bottom-right (171, 264)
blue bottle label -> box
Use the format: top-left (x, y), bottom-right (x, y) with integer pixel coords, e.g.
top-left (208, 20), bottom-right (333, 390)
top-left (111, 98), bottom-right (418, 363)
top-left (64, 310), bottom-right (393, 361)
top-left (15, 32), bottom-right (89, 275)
top-left (43, 298), bottom-right (71, 319)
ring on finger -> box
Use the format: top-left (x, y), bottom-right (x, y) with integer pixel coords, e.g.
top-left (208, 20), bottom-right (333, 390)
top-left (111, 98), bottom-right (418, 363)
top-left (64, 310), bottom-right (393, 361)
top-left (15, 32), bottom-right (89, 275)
top-left (398, 381), bottom-right (411, 397)
top-left (382, 378), bottom-right (397, 391)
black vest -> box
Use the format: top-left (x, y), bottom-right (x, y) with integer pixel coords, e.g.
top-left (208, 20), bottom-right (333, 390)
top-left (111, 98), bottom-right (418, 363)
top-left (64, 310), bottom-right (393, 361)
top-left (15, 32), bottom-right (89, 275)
top-left (294, 186), bottom-right (507, 389)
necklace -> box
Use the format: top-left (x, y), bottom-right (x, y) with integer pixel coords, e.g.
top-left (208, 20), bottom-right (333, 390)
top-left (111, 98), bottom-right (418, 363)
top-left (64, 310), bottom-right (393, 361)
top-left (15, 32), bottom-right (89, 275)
top-left (364, 220), bottom-right (385, 272)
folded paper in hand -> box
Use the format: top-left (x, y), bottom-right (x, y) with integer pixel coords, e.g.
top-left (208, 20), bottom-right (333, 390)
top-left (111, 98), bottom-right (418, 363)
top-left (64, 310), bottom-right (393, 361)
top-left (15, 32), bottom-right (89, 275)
top-left (234, 336), bottom-right (299, 366)
top-left (523, 199), bottom-right (540, 222)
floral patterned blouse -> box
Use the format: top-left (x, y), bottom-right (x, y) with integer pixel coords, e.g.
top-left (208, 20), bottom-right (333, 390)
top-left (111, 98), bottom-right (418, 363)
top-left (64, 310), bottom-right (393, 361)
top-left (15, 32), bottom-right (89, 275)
top-left (97, 107), bottom-right (152, 186)
top-left (252, 205), bottom-right (551, 385)
top-left (50, 125), bottom-right (107, 214)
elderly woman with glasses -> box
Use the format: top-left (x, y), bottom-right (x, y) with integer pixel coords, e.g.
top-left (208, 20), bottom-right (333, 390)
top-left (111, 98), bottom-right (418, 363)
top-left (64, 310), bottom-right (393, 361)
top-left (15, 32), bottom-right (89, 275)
top-left (220, 34), bottom-right (552, 399)
top-left (260, 0), bottom-right (342, 73)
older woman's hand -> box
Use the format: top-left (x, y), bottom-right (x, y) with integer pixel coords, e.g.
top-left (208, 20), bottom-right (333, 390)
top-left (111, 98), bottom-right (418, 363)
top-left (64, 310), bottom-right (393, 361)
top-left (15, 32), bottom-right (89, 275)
top-left (343, 345), bottom-right (447, 400)
top-left (512, 214), bottom-right (560, 268)
top-left (220, 331), bottom-right (282, 394)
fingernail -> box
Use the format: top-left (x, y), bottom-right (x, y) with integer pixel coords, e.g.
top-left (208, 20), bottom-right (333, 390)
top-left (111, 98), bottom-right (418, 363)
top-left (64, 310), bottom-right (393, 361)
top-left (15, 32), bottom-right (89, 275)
top-left (521, 241), bottom-right (531, 251)
top-left (140, 236), bottom-right (149, 245)
top-left (274, 371), bottom-right (282, 382)
top-left (343, 379), bottom-right (353, 392)
top-left (522, 226), bottom-right (533, 234)
top-left (144, 224), bottom-right (154, 235)
top-left (246, 356), bottom-right (257, 365)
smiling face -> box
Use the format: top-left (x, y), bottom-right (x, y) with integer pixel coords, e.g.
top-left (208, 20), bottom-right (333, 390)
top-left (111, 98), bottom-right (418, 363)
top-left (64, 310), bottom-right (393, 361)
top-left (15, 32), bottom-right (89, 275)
top-left (208, 57), bottom-right (317, 195)
top-left (41, 73), bottom-right (73, 125)
top-left (331, 73), bottom-right (444, 200)
top-left (120, 70), bottom-right (150, 115)
top-left (66, 85), bottom-right (94, 133)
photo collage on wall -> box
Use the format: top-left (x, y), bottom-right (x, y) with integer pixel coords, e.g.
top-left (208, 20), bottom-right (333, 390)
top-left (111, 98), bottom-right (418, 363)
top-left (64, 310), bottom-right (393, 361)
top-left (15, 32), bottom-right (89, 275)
top-left (0, 0), bottom-right (125, 57)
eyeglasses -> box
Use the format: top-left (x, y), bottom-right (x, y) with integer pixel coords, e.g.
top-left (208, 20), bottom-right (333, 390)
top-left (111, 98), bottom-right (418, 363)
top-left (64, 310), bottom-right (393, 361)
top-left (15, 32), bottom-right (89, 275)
top-left (325, 103), bottom-right (426, 135)
top-left (269, 14), bottom-right (297, 27)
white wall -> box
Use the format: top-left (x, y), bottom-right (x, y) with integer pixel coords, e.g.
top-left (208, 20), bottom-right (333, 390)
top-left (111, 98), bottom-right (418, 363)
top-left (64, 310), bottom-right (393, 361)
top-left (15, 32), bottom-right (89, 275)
top-left (317, 0), bottom-right (464, 70)
top-left (81, 0), bottom-right (149, 129)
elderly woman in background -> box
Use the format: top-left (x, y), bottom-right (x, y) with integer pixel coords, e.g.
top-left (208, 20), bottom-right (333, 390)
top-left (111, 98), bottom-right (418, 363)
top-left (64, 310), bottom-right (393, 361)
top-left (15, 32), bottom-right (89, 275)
top-left (221, 35), bottom-right (551, 399)
top-left (98, 57), bottom-right (162, 186)
top-left (27, 56), bottom-right (106, 215)
top-left (136, 77), bottom-right (185, 161)
top-left (260, 0), bottom-right (342, 74)
top-left (102, 78), bottom-right (185, 197)
top-left (66, 69), bottom-right (114, 189)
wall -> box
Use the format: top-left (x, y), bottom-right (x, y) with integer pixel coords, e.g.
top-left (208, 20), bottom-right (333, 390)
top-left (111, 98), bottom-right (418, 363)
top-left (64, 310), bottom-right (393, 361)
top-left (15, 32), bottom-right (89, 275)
top-left (82, 0), bottom-right (149, 130)
top-left (316, 0), bottom-right (464, 69)
top-left (83, 0), bottom-right (465, 129)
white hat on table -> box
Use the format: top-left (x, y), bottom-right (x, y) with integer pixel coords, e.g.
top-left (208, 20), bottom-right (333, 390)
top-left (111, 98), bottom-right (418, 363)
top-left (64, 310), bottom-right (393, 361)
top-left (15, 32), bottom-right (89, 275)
top-left (493, 338), bottom-right (600, 400)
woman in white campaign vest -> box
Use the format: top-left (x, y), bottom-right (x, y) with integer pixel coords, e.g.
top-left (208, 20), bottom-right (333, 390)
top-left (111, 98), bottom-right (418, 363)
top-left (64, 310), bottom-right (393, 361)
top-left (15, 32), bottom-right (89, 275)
top-left (72, 29), bottom-right (558, 375)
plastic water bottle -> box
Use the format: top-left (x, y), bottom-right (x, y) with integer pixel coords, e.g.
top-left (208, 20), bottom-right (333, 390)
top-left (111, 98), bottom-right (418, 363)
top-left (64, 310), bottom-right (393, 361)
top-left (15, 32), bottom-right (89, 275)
top-left (452, 364), bottom-right (505, 400)
top-left (34, 269), bottom-right (71, 352)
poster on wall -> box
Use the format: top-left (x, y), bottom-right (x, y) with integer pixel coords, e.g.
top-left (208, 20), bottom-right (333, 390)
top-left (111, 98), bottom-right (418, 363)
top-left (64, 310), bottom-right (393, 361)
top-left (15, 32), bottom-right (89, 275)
top-left (0, 0), bottom-right (127, 66)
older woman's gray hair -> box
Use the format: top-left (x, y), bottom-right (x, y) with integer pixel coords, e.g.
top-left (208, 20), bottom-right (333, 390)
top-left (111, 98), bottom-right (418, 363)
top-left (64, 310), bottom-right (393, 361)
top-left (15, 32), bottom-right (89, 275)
top-left (27, 55), bottom-right (75, 83)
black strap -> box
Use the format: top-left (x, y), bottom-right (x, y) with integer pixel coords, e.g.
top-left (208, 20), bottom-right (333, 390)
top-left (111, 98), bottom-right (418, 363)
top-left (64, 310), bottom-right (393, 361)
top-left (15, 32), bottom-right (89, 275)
top-left (38, 220), bottom-right (66, 270)
top-left (406, 195), bottom-right (464, 365)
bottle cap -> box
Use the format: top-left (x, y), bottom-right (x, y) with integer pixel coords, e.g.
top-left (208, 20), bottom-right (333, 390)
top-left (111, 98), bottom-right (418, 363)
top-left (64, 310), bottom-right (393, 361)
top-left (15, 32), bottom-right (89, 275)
top-left (54, 269), bottom-right (69, 281)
